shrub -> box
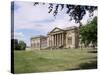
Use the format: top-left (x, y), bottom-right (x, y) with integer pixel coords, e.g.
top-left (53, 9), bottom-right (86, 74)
top-left (18, 41), bottom-right (26, 50)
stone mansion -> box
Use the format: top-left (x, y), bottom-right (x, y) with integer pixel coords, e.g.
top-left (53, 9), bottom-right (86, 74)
top-left (31, 26), bottom-right (80, 50)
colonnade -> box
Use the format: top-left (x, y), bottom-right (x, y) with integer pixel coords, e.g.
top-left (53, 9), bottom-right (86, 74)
top-left (48, 33), bottom-right (64, 48)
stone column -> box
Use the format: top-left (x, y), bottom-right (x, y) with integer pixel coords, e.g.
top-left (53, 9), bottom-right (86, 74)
top-left (52, 35), bottom-right (54, 47)
top-left (59, 34), bottom-right (61, 46)
top-left (58, 34), bottom-right (59, 47)
top-left (50, 35), bottom-right (52, 47)
top-left (62, 33), bottom-right (63, 46)
top-left (53, 35), bottom-right (55, 47)
top-left (60, 33), bottom-right (62, 46)
top-left (47, 36), bottom-right (49, 48)
top-left (55, 34), bottom-right (57, 47)
top-left (51, 35), bottom-right (52, 47)
top-left (51, 35), bottom-right (53, 48)
top-left (57, 34), bottom-right (58, 47)
top-left (54, 34), bottom-right (56, 47)
top-left (59, 34), bottom-right (60, 46)
top-left (54, 35), bottom-right (55, 47)
top-left (50, 36), bottom-right (51, 47)
top-left (49, 36), bottom-right (50, 47)
top-left (56, 34), bottom-right (58, 47)
top-left (57, 34), bottom-right (59, 47)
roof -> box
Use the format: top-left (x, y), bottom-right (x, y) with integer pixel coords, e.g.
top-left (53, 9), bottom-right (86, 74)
top-left (63, 26), bottom-right (78, 30)
top-left (31, 35), bottom-right (47, 40)
top-left (48, 26), bottom-right (78, 34)
top-left (49, 27), bottom-right (64, 33)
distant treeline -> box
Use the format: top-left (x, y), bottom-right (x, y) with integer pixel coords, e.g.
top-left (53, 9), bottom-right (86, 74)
top-left (11, 39), bottom-right (26, 50)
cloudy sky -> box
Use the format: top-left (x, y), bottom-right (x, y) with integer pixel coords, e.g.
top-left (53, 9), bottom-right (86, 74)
top-left (11, 1), bottom-right (97, 46)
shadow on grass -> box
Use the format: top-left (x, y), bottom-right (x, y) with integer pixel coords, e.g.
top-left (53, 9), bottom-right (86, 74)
top-left (67, 60), bottom-right (97, 70)
top-left (88, 50), bottom-right (97, 53)
top-left (78, 60), bottom-right (97, 69)
top-left (78, 50), bottom-right (97, 69)
top-left (80, 56), bottom-right (97, 60)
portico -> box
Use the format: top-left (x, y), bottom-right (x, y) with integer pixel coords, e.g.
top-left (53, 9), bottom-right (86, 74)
top-left (47, 26), bottom-right (79, 48)
top-left (48, 33), bottom-right (65, 48)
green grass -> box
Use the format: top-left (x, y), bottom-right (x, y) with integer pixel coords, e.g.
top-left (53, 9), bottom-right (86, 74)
top-left (14, 48), bottom-right (97, 73)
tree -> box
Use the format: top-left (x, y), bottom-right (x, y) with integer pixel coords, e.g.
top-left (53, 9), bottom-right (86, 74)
top-left (33, 2), bottom-right (97, 25)
top-left (18, 40), bottom-right (26, 50)
top-left (80, 17), bottom-right (97, 48)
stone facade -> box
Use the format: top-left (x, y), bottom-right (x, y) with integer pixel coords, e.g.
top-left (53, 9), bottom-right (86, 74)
top-left (47, 26), bottom-right (79, 48)
top-left (31, 26), bottom-right (80, 49)
top-left (31, 35), bottom-right (47, 50)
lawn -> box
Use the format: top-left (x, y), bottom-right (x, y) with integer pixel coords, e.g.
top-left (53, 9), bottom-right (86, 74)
top-left (14, 48), bottom-right (97, 74)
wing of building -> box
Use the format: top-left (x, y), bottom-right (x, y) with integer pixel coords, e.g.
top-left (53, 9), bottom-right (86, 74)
top-left (31, 35), bottom-right (47, 50)
top-left (31, 26), bottom-right (80, 50)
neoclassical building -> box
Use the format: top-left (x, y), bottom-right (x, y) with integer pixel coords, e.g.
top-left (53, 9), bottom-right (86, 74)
top-left (47, 26), bottom-right (79, 48)
top-left (31, 26), bottom-right (80, 49)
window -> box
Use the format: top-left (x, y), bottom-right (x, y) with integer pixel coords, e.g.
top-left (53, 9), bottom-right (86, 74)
top-left (68, 37), bottom-right (72, 45)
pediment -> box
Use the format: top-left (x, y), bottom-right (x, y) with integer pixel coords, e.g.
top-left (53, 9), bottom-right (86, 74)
top-left (50, 27), bottom-right (64, 33)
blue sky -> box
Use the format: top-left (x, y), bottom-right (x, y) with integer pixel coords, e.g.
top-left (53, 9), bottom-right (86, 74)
top-left (12, 1), bottom-right (97, 46)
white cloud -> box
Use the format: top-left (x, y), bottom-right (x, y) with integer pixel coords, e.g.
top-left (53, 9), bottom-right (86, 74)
top-left (14, 2), bottom-right (77, 31)
top-left (14, 32), bottom-right (24, 39)
top-left (14, 1), bottom-right (97, 31)
top-left (14, 32), bottom-right (31, 46)
top-left (14, 2), bottom-right (55, 30)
